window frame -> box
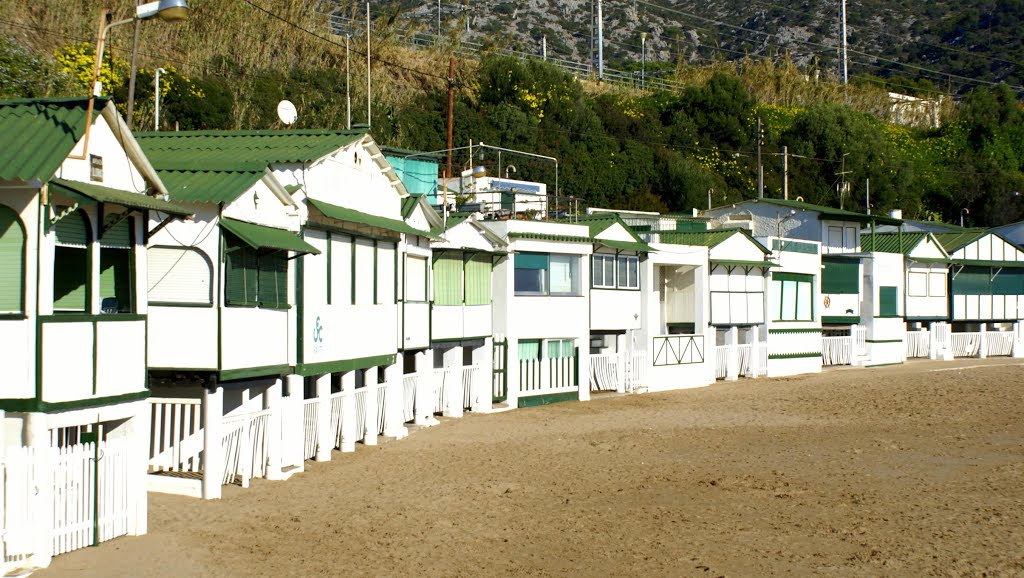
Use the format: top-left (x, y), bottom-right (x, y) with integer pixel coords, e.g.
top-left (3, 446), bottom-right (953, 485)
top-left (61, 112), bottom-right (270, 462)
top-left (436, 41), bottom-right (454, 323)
top-left (223, 232), bottom-right (290, 310)
top-left (0, 205), bottom-right (26, 315)
top-left (147, 245), bottom-right (214, 306)
top-left (771, 272), bottom-right (814, 322)
top-left (52, 208), bottom-right (91, 314)
top-left (98, 215), bottom-right (135, 314)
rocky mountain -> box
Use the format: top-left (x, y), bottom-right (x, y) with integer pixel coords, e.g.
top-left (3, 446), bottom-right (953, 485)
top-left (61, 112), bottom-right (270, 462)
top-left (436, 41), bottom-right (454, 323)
top-left (321, 0), bottom-right (1023, 95)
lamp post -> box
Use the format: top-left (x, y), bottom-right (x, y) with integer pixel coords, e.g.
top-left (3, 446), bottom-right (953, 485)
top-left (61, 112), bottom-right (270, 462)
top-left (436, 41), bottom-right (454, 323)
top-left (154, 67), bottom-right (166, 131)
top-left (640, 32), bottom-right (646, 89)
top-left (960, 208), bottom-right (970, 228)
top-left (123, 0), bottom-right (190, 129)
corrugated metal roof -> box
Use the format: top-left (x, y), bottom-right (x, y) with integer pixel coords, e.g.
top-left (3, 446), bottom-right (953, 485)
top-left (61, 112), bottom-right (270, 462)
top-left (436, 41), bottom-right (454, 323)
top-left (861, 232), bottom-right (928, 254)
top-left (0, 97), bottom-right (105, 182)
top-left (220, 217), bottom-right (319, 254)
top-left (50, 178), bottom-right (192, 217)
top-left (743, 198), bottom-right (903, 225)
top-left (933, 230), bottom-right (988, 252)
top-left (507, 232), bottom-right (592, 243)
top-left (156, 170), bottom-right (264, 204)
top-left (307, 198), bottom-right (439, 239)
top-left (657, 229), bottom-right (771, 254)
top-left (135, 130), bottom-right (366, 171)
top-left (559, 214), bottom-right (653, 252)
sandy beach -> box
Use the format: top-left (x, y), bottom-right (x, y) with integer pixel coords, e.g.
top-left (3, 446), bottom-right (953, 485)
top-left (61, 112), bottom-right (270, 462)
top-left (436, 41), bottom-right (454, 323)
top-left (39, 357), bottom-right (1024, 577)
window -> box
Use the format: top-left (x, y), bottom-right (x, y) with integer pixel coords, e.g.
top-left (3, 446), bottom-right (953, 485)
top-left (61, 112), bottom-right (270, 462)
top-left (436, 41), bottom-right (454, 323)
top-left (879, 286), bottom-right (899, 316)
top-left (148, 246), bottom-right (213, 305)
top-left (709, 265), bottom-right (765, 325)
top-left (618, 255), bottom-right (639, 289)
top-left (518, 339), bottom-right (541, 360)
top-left (53, 209), bottom-right (90, 312)
top-left (592, 254), bottom-right (616, 288)
top-left (376, 241), bottom-right (396, 304)
top-left (224, 233), bottom-right (288, 309)
top-left (771, 272), bottom-right (813, 321)
top-left (929, 272), bottom-right (946, 297)
top-left (354, 238), bottom-right (374, 305)
top-left (99, 216), bottom-right (133, 313)
top-left (406, 255), bottom-right (427, 302)
top-left (464, 254), bottom-right (492, 305)
top-left (518, 338), bottom-right (574, 360)
top-left (433, 252), bottom-right (464, 305)
top-left (515, 252), bottom-right (580, 296)
top-left (546, 338), bottom-right (575, 359)
top-left (827, 226), bottom-right (843, 252)
top-left (907, 271), bottom-right (928, 297)
top-left (330, 234), bottom-right (352, 305)
top-left (0, 206), bottom-right (25, 314)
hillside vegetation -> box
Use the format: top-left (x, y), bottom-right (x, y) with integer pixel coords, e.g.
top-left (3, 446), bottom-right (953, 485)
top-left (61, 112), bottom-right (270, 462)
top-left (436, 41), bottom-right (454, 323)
top-left (0, 0), bottom-right (1022, 226)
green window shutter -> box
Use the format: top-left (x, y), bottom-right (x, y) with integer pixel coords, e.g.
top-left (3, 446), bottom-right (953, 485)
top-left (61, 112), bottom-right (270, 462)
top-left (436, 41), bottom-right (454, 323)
top-left (821, 257), bottom-right (859, 294)
top-left (258, 251), bottom-right (288, 309)
top-left (515, 253), bottom-right (548, 270)
top-left (464, 253), bottom-right (491, 305)
top-left (53, 210), bottom-right (90, 312)
top-left (99, 248), bottom-right (132, 312)
top-left (99, 217), bottom-right (131, 248)
top-left (0, 207), bottom-right (25, 313)
top-left (992, 268), bottom-right (1024, 296)
top-left (951, 266), bottom-right (990, 296)
top-left (432, 252), bottom-right (464, 305)
top-left (224, 235), bottom-right (257, 306)
top-left (879, 286), bottom-right (899, 316)
top-left (518, 339), bottom-right (540, 360)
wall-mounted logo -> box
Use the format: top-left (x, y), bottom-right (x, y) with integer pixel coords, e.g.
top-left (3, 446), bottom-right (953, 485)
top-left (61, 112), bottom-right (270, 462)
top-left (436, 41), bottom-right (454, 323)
top-left (823, 295), bottom-right (832, 308)
top-left (312, 315), bottom-right (324, 353)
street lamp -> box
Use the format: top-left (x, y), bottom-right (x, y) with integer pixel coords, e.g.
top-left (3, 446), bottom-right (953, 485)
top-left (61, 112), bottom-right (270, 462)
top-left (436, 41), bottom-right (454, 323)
top-left (71, 1), bottom-right (189, 159)
top-left (154, 67), bottom-right (166, 131)
top-left (960, 208), bottom-right (970, 227)
top-left (640, 32), bottom-right (647, 89)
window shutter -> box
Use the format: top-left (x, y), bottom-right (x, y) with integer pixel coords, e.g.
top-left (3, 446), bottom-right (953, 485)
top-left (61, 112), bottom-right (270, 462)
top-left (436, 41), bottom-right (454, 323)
top-left (879, 286), bottom-right (899, 316)
top-left (432, 252), bottom-right (464, 305)
top-left (99, 217), bottom-right (131, 248)
top-left (224, 235), bottom-right (257, 306)
top-left (464, 253), bottom-right (491, 305)
top-left (148, 247), bottom-right (213, 304)
top-left (54, 210), bottom-right (89, 247)
top-left (0, 207), bottom-right (24, 313)
top-left (821, 257), bottom-right (859, 294)
top-left (258, 250), bottom-right (288, 309)
top-left (53, 210), bottom-right (89, 311)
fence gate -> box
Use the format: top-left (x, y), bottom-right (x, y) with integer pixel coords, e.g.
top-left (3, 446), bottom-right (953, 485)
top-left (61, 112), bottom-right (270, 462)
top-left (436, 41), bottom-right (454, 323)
top-left (52, 437), bottom-right (132, 556)
top-left (492, 338), bottom-right (508, 403)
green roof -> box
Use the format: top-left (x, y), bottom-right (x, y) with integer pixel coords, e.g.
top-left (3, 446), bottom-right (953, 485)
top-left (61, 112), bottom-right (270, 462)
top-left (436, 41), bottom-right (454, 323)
top-left (710, 259), bottom-right (777, 268)
top-left (135, 130), bottom-right (366, 172)
top-left (220, 217), bottom-right (319, 254)
top-left (656, 229), bottom-right (771, 254)
top-left (933, 230), bottom-right (989, 253)
top-left (50, 177), bottom-right (191, 217)
top-left (155, 170), bottom-right (264, 204)
top-left (0, 97), bottom-right (105, 182)
top-left (442, 213), bottom-right (471, 229)
top-left (746, 198), bottom-right (902, 225)
top-left (307, 198), bottom-right (438, 239)
top-left (507, 232), bottom-right (592, 243)
top-left (861, 232), bottom-right (932, 255)
top-left (570, 214), bottom-right (653, 252)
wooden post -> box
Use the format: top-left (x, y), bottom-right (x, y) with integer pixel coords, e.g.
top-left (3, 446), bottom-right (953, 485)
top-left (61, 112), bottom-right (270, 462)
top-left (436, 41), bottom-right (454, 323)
top-left (1012, 322), bottom-right (1023, 359)
top-left (284, 374), bottom-right (305, 473)
top-left (750, 325), bottom-right (761, 377)
top-left (928, 322), bottom-right (937, 360)
top-left (978, 324), bottom-right (987, 359)
top-left (363, 367), bottom-right (379, 446)
top-left (850, 323), bottom-right (860, 366)
top-left (129, 402), bottom-right (149, 535)
top-left (315, 374), bottom-right (331, 462)
top-left (441, 347), bottom-right (462, 418)
top-left (614, 333), bottom-right (626, 393)
top-left (201, 384), bottom-right (223, 500)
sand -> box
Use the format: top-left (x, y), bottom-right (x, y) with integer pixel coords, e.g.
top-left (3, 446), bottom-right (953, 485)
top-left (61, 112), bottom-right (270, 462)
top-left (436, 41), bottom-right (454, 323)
top-left (38, 358), bottom-right (1024, 577)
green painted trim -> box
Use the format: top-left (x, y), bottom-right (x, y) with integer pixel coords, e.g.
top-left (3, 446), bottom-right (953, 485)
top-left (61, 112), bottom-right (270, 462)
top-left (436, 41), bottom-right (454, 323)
top-left (34, 195), bottom-right (42, 401)
top-left (768, 328), bottom-right (821, 334)
top-left (772, 271), bottom-right (814, 283)
top-left (91, 321), bottom-right (98, 396)
top-left (393, 241), bottom-right (398, 305)
top-left (768, 352), bottom-right (822, 359)
top-left (873, 315), bottom-right (904, 319)
top-left (219, 364), bottom-right (291, 382)
top-left (40, 313), bottom-right (146, 323)
top-left (325, 231), bottom-right (332, 306)
top-left (350, 239), bottom-right (356, 305)
top-left (517, 390), bottom-right (578, 408)
top-left (0, 389), bottom-right (150, 413)
top-left (373, 240), bottom-right (379, 305)
top-left (148, 301), bottom-right (214, 308)
top-left (216, 220), bottom-right (223, 372)
top-left (772, 239), bottom-right (819, 254)
top-left (0, 314), bottom-right (29, 320)
top-left (296, 239), bottom-right (305, 366)
top-left (295, 354), bottom-right (397, 377)
top-left (822, 316), bottom-right (861, 324)
top-left (865, 339), bottom-right (903, 343)
top-left (430, 335), bottom-right (491, 344)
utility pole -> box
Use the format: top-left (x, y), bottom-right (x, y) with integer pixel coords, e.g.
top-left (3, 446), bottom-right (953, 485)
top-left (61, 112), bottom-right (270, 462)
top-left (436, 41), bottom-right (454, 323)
top-left (542, 35), bottom-right (547, 60)
top-left (437, 0), bottom-right (441, 42)
top-left (757, 116), bottom-right (764, 199)
top-left (346, 35), bottom-right (351, 129)
top-left (125, 0), bottom-right (142, 129)
top-left (641, 32), bottom-right (647, 89)
top-left (865, 178), bottom-right (871, 214)
top-left (782, 145), bottom-right (789, 200)
top-left (837, 153), bottom-right (851, 210)
top-left (840, 0), bottom-right (848, 85)
top-left (445, 58), bottom-right (455, 186)
top-left (596, 0), bottom-right (604, 81)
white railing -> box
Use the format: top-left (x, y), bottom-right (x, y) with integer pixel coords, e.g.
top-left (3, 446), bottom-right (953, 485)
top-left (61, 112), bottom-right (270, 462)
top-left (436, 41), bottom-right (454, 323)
top-left (148, 398), bottom-right (203, 473)
top-left (715, 346), bottom-right (728, 379)
top-left (856, 327), bottom-right (868, 357)
top-left (625, 351), bottom-right (647, 392)
top-left (433, 368), bottom-right (453, 414)
top-left (951, 332), bottom-right (982, 358)
top-left (821, 335), bottom-right (853, 366)
top-left (519, 356), bottom-right (577, 396)
top-left (986, 331), bottom-right (1014, 357)
top-left (402, 374), bottom-right (418, 423)
top-left (353, 388), bottom-right (368, 443)
top-left (589, 353), bottom-right (620, 391)
top-left (933, 323), bottom-right (951, 353)
top-left (905, 331), bottom-right (930, 358)
top-left (329, 391), bottom-right (346, 449)
top-left (220, 409), bottom-right (271, 487)
top-left (737, 344), bottom-right (753, 377)
top-left (652, 334), bottom-right (705, 366)
top-left (377, 382), bottom-right (389, 435)
top-left (51, 439), bottom-right (132, 556)
top-left (302, 398), bottom-right (320, 461)
top-left (462, 365), bottom-right (481, 410)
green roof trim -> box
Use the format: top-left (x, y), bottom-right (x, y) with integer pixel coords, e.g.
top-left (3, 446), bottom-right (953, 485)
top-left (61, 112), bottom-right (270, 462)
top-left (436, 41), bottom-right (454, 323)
top-left (772, 239), bottom-right (819, 254)
top-left (220, 217), bottom-right (319, 254)
top-left (656, 229), bottom-right (771, 254)
top-left (748, 198), bottom-right (902, 225)
top-left (952, 259), bottom-right (1024, 268)
top-left (135, 130), bottom-right (366, 172)
top-left (50, 178), bottom-right (192, 217)
top-left (933, 230), bottom-right (988, 253)
top-left (596, 239), bottom-right (653, 252)
top-left (569, 214), bottom-right (653, 252)
top-left (155, 169), bottom-right (264, 204)
top-left (861, 232), bottom-right (927, 254)
top-left (0, 97), bottom-right (107, 182)
top-left (307, 197), bottom-right (439, 239)
top-left (710, 259), bottom-right (777, 268)
top-left (507, 232), bottom-right (592, 243)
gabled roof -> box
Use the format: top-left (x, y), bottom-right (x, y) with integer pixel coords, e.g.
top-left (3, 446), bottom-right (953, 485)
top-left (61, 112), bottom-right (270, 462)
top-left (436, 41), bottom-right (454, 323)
top-left (861, 232), bottom-right (934, 254)
top-left (134, 129), bottom-right (366, 171)
top-left (729, 198), bottom-right (903, 226)
top-left (656, 229), bottom-right (771, 254)
top-left (932, 229), bottom-right (989, 253)
top-left (571, 214), bottom-right (652, 252)
top-left (0, 97), bottom-right (105, 182)
top-left (156, 169), bottom-right (265, 204)
top-left (307, 198), bottom-right (440, 239)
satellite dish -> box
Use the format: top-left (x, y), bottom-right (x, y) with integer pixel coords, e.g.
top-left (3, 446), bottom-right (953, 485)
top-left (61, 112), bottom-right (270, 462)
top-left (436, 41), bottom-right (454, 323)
top-left (277, 100), bottom-right (297, 125)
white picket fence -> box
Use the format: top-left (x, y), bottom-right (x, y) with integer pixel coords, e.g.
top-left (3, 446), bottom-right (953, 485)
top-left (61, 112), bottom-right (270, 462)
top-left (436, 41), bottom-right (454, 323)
top-left (715, 344), bottom-right (766, 379)
top-left (905, 331), bottom-right (930, 358)
top-left (302, 398), bottom-right (319, 461)
top-left (821, 335), bottom-right (854, 366)
top-left (519, 356), bottom-right (577, 399)
top-left (220, 410), bottom-right (270, 487)
top-left (986, 331), bottom-right (1014, 357)
top-left (148, 398), bottom-right (203, 473)
top-left (589, 353), bottom-right (621, 392)
top-left (737, 344), bottom-right (754, 377)
top-left (715, 346), bottom-right (728, 379)
top-left (625, 352), bottom-right (647, 392)
top-left (402, 374), bottom-right (418, 423)
top-left (951, 332), bottom-right (982, 358)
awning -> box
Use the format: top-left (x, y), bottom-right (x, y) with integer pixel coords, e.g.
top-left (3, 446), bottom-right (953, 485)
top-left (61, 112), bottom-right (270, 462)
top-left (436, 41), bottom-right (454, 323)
top-left (951, 259), bottom-right (1024, 268)
top-left (50, 178), bottom-right (192, 217)
top-left (307, 197), bottom-right (439, 239)
top-left (596, 239), bottom-right (653, 253)
top-left (710, 259), bottom-right (778, 268)
top-left (220, 217), bottom-right (320, 254)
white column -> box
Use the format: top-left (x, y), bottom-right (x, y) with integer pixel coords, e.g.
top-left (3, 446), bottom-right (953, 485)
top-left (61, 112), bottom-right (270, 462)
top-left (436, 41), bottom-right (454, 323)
top-left (382, 363), bottom-right (408, 438)
top-left (471, 339), bottom-right (493, 413)
top-left (978, 323), bottom-right (987, 359)
top-left (849, 323), bottom-right (861, 366)
top-left (263, 378), bottom-right (283, 480)
top-left (128, 403), bottom-right (150, 535)
top-left (441, 347), bottom-right (462, 418)
top-left (23, 413), bottom-right (52, 568)
top-left (201, 384), bottom-right (223, 500)
top-left (577, 337), bottom-right (591, 402)
top-left (284, 374), bottom-right (305, 472)
top-left (315, 374), bottom-right (332, 462)
top-left (1012, 322), bottom-right (1023, 358)
top-left (505, 336), bottom-right (520, 409)
top-left (750, 325), bottom-right (760, 377)
top-left (725, 326), bottom-right (739, 381)
top-left (414, 350), bottom-right (439, 425)
top-left (928, 322), bottom-right (937, 360)
top-left (363, 367), bottom-right (379, 446)
top-left (614, 333), bottom-right (626, 393)
top-left (340, 371), bottom-right (358, 452)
